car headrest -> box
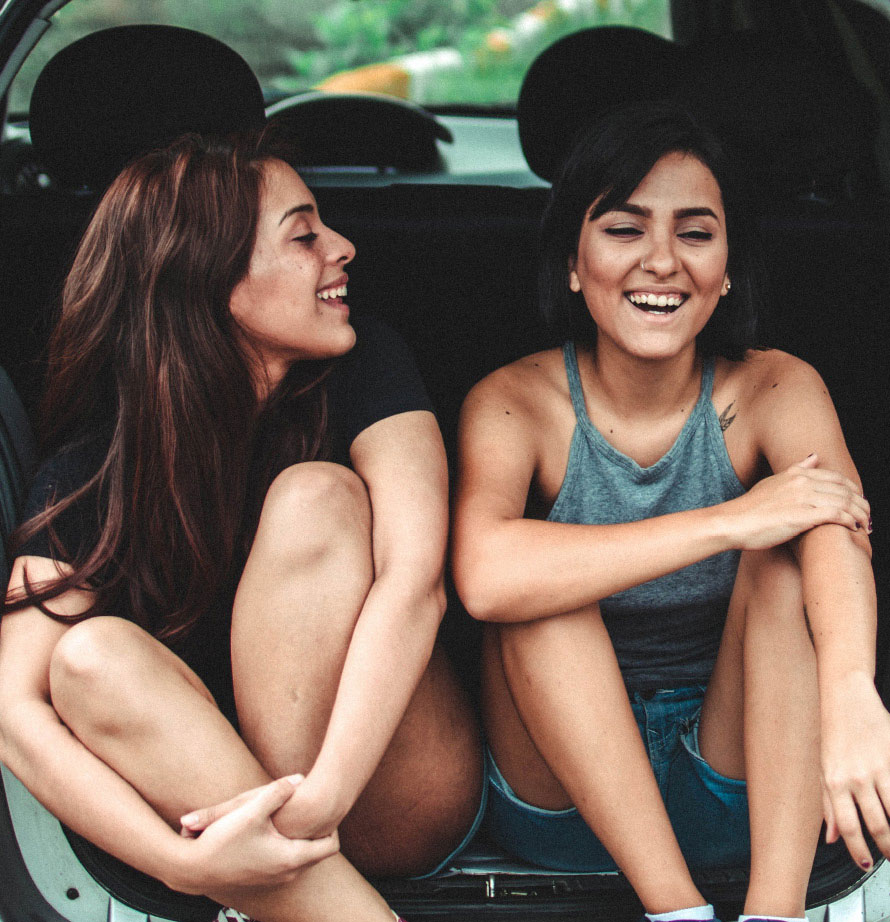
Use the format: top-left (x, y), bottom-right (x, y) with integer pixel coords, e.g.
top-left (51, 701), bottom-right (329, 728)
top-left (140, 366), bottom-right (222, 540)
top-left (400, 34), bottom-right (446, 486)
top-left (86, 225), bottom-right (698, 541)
top-left (678, 29), bottom-right (875, 198)
top-left (29, 25), bottom-right (266, 190)
top-left (517, 26), bottom-right (683, 182)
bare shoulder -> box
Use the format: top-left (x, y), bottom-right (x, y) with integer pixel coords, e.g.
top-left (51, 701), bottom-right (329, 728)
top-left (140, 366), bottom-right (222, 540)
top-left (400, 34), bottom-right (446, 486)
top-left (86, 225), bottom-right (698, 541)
top-left (730, 349), bottom-right (853, 475)
top-left (716, 349), bottom-right (825, 406)
top-left (462, 347), bottom-right (567, 422)
top-left (736, 349), bottom-right (830, 407)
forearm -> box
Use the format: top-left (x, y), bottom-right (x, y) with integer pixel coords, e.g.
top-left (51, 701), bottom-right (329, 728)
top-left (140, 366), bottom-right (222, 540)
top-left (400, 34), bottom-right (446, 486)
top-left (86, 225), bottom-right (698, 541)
top-left (296, 573), bottom-right (443, 822)
top-left (797, 525), bottom-right (877, 692)
top-left (457, 503), bottom-right (736, 622)
top-left (0, 699), bottom-right (193, 891)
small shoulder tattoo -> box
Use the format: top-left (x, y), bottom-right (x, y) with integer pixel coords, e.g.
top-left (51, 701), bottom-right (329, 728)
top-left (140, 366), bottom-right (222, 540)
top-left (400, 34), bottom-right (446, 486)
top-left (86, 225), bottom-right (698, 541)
top-left (718, 401), bottom-right (738, 432)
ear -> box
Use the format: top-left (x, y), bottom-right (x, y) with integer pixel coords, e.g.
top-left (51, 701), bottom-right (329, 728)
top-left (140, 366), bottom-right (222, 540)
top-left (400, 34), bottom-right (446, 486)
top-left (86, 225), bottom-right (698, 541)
top-left (721, 275), bottom-right (731, 296)
top-left (568, 258), bottom-right (581, 293)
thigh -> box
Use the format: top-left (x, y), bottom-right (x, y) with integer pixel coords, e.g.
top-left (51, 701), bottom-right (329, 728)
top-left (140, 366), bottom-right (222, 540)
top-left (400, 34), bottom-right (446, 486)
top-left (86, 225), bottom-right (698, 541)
top-left (480, 622), bottom-right (574, 811)
top-left (339, 642), bottom-right (484, 877)
top-left (50, 616), bottom-right (267, 826)
top-left (697, 544), bottom-right (803, 779)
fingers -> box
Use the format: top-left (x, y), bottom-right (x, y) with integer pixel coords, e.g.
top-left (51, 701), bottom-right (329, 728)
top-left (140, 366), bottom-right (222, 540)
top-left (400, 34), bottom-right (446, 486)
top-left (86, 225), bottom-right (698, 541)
top-left (243, 777), bottom-right (300, 822)
top-left (858, 785), bottom-right (890, 861)
top-left (287, 832), bottom-right (340, 869)
top-left (181, 799), bottom-right (238, 834)
top-left (829, 789), bottom-right (874, 868)
top-left (181, 791), bottom-right (249, 834)
top-left (785, 466), bottom-right (870, 533)
top-left (180, 775), bottom-right (304, 834)
top-left (823, 786), bottom-right (838, 843)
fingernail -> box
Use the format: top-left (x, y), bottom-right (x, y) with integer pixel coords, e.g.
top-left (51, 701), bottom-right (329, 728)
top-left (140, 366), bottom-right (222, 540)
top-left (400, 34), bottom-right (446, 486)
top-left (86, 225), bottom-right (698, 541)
top-left (181, 813), bottom-right (198, 826)
top-left (856, 522), bottom-right (861, 529)
top-left (287, 773), bottom-right (304, 783)
top-left (862, 858), bottom-right (873, 869)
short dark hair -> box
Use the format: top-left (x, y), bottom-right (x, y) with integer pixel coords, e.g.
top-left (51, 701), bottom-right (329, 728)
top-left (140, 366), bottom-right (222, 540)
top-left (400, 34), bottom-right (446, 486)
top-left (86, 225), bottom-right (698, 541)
top-left (539, 101), bottom-right (764, 360)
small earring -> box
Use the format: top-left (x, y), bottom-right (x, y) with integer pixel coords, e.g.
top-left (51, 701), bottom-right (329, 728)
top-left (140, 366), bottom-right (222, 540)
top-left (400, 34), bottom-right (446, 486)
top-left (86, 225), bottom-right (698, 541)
top-left (640, 259), bottom-right (647, 271)
top-left (723, 279), bottom-right (732, 295)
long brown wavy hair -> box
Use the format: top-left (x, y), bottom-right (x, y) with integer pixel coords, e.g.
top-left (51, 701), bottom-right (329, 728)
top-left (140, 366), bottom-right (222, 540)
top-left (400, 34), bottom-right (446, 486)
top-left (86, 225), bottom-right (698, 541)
top-left (6, 129), bottom-right (333, 641)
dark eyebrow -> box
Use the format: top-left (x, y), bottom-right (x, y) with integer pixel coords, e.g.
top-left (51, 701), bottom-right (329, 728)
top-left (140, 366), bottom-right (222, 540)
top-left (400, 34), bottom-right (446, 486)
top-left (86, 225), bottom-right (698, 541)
top-left (596, 204), bottom-right (719, 220)
top-left (279, 203), bottom-right (315, 226)
top-left (675, 207), bottom-right (719, 220)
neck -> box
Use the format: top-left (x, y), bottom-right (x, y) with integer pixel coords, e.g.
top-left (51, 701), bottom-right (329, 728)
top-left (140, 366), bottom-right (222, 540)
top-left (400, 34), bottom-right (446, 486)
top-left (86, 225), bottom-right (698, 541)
top-left (584, 340), bottom-right (701, 417)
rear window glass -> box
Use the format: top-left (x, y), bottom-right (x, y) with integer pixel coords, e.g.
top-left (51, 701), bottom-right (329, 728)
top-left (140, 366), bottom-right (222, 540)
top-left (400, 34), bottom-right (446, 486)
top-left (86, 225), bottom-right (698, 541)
top-left (8, 0), bottom-right (673, 116)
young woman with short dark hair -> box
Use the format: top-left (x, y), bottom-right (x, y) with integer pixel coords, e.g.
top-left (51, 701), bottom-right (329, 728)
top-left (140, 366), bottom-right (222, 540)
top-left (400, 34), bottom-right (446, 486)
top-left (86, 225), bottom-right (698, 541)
top-left (453, 102), bottom-right (885, 922)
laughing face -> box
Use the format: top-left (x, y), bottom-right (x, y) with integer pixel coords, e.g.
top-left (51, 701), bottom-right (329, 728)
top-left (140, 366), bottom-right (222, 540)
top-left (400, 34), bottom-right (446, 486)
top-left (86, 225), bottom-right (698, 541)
top-left (568, 151), bottom-right (730, 363)
top-left (229, 158), bottom-right (356, 391)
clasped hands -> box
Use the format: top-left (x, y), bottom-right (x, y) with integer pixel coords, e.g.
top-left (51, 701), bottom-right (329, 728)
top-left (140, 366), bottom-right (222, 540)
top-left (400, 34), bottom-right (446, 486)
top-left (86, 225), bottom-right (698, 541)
top-left (173, 773), bottom-right (341, 895)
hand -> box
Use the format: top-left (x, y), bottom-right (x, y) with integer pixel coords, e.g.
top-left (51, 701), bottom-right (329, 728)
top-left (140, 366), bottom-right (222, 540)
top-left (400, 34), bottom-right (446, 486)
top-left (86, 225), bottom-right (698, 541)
top-left (173, 777), bottom-right (338, 896)
top-left (181, 771), bottom-right (345, 842)
top-left (179, 774), bottom-right (305, 838)
top-left (726, 454), bottom-right (870, 550)
top-left (821, 675), bottom-right (890, 868)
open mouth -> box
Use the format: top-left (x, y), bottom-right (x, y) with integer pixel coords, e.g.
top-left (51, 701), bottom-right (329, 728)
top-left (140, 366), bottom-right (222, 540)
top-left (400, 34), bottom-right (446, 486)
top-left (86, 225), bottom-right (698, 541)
top-left (317, 284), bottom-right (348, 302)
top-left (625, 292), bottom-right (687, 315)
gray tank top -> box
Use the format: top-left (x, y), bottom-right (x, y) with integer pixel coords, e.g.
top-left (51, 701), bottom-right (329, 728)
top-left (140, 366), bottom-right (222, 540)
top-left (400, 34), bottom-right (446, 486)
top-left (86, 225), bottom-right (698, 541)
top-left (548, 343), bottom-right (746, 690)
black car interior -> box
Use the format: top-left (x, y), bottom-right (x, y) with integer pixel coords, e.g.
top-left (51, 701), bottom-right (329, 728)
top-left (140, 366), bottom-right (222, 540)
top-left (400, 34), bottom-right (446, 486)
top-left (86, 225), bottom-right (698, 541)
top-left (1, 2), bottom-right (890, 918)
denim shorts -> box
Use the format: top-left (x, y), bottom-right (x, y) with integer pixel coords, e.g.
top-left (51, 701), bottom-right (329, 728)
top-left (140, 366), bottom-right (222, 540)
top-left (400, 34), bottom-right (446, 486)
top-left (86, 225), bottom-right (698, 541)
top-left (486, 685), bottom-right (750, 872)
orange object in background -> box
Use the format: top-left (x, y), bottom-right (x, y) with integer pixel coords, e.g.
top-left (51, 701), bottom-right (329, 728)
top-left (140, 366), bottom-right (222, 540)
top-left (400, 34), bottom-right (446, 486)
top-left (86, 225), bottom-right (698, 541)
top-left (317, 62), bottom-right (411, 98)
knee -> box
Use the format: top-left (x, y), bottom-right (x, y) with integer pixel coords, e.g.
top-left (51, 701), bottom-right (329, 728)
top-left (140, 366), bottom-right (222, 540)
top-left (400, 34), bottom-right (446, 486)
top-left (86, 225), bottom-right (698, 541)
top-left (735, 545), bottom-right (804, 623)
top-left (498, 604), bottom-right (602, 673)
top-left (49, 617), bottom-right (147, 729)
top-left (256, 463), bottom-right (371, 558)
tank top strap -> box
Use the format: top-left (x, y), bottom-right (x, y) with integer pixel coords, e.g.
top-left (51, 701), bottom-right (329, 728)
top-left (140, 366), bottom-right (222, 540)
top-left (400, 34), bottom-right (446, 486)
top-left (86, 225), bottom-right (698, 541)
top-left (698, 355), bottom-right (716, 405)
top-left (563, 342), bottom-right (716, 425)
top-left (562, 341), bottom-right (589, 424)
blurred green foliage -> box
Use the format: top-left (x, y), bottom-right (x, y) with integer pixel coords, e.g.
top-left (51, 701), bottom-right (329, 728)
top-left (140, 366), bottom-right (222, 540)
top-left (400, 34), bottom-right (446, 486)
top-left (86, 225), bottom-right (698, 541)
top-left (9, 0), bottom-right (670, 114)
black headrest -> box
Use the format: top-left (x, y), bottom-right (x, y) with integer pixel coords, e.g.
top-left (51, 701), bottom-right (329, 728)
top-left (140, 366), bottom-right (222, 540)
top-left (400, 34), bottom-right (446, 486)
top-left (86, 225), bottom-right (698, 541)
top-left (679, 29), bottom-right (875, 197)
top-left (517, 26), bottom-right (683, 181)
top-left (29, 25), bottom-right (266, 190)
top-left (517, 24), bottom-right (875, 197)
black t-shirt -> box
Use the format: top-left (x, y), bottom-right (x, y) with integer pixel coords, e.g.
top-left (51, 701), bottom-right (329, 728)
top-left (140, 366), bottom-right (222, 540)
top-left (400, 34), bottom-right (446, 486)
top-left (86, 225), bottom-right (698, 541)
top-left (15, 316), bottom-right (433, 720)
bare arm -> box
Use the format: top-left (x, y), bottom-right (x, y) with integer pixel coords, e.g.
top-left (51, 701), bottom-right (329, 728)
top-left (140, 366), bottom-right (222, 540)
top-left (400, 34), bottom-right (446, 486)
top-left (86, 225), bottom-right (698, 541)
top-left (452, 367), bottom-right (869, 623)
top-left (0, 558), bottom-right (336, 895)
top-left (275, 410), bottom-right (449, 833)
top-left (753, 355), bottom-right (890, 866)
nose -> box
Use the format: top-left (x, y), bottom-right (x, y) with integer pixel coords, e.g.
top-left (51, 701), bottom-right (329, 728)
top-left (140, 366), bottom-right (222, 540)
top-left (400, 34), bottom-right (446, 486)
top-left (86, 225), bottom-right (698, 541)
top-left (642, 230), bottom-right (679, 277)
top-left (326, 226), bottom-right (355, 266)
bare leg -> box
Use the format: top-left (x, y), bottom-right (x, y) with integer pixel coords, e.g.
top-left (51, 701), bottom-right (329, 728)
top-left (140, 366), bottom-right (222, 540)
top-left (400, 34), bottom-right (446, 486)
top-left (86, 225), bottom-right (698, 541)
top-left (485, 604), bottom-right (704, 914)
top-left (49, 616), bottom-right (394, 921)
top-left (698, 545), bottom-right (821, 918)
top-left (232, 462), bottom-right (482, 877)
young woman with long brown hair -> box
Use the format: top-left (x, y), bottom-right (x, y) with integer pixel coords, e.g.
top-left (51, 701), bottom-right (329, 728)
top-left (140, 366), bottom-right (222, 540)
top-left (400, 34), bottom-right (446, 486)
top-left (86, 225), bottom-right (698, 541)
top-left (0, 130), bottom-right (483, 921)
top-left (453, 102), bottom-right (887, 922)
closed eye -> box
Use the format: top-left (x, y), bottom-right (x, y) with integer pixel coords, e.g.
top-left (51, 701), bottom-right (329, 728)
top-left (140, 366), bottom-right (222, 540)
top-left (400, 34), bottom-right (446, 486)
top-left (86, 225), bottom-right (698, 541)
top-left (293, 232), bottom-right (319, 245)
top-left (604, 226), bottom-right (642, 237)
top-left (680, 230), bottom-right (713, 241)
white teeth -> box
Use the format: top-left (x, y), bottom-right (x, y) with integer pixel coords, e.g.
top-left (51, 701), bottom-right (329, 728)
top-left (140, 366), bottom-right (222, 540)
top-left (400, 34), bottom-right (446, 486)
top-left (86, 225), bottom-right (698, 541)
top-left (628, 293), bottom-right (684, 308)
top-left (317, 285), bottom-right (347, 301)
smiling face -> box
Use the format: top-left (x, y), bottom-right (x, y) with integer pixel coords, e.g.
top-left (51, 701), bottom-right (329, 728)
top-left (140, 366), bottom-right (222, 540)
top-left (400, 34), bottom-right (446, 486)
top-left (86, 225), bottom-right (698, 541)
top-left (568, 151), bottom-right (730, 364)
top-left (229, 158), bottom-right (356, 391)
